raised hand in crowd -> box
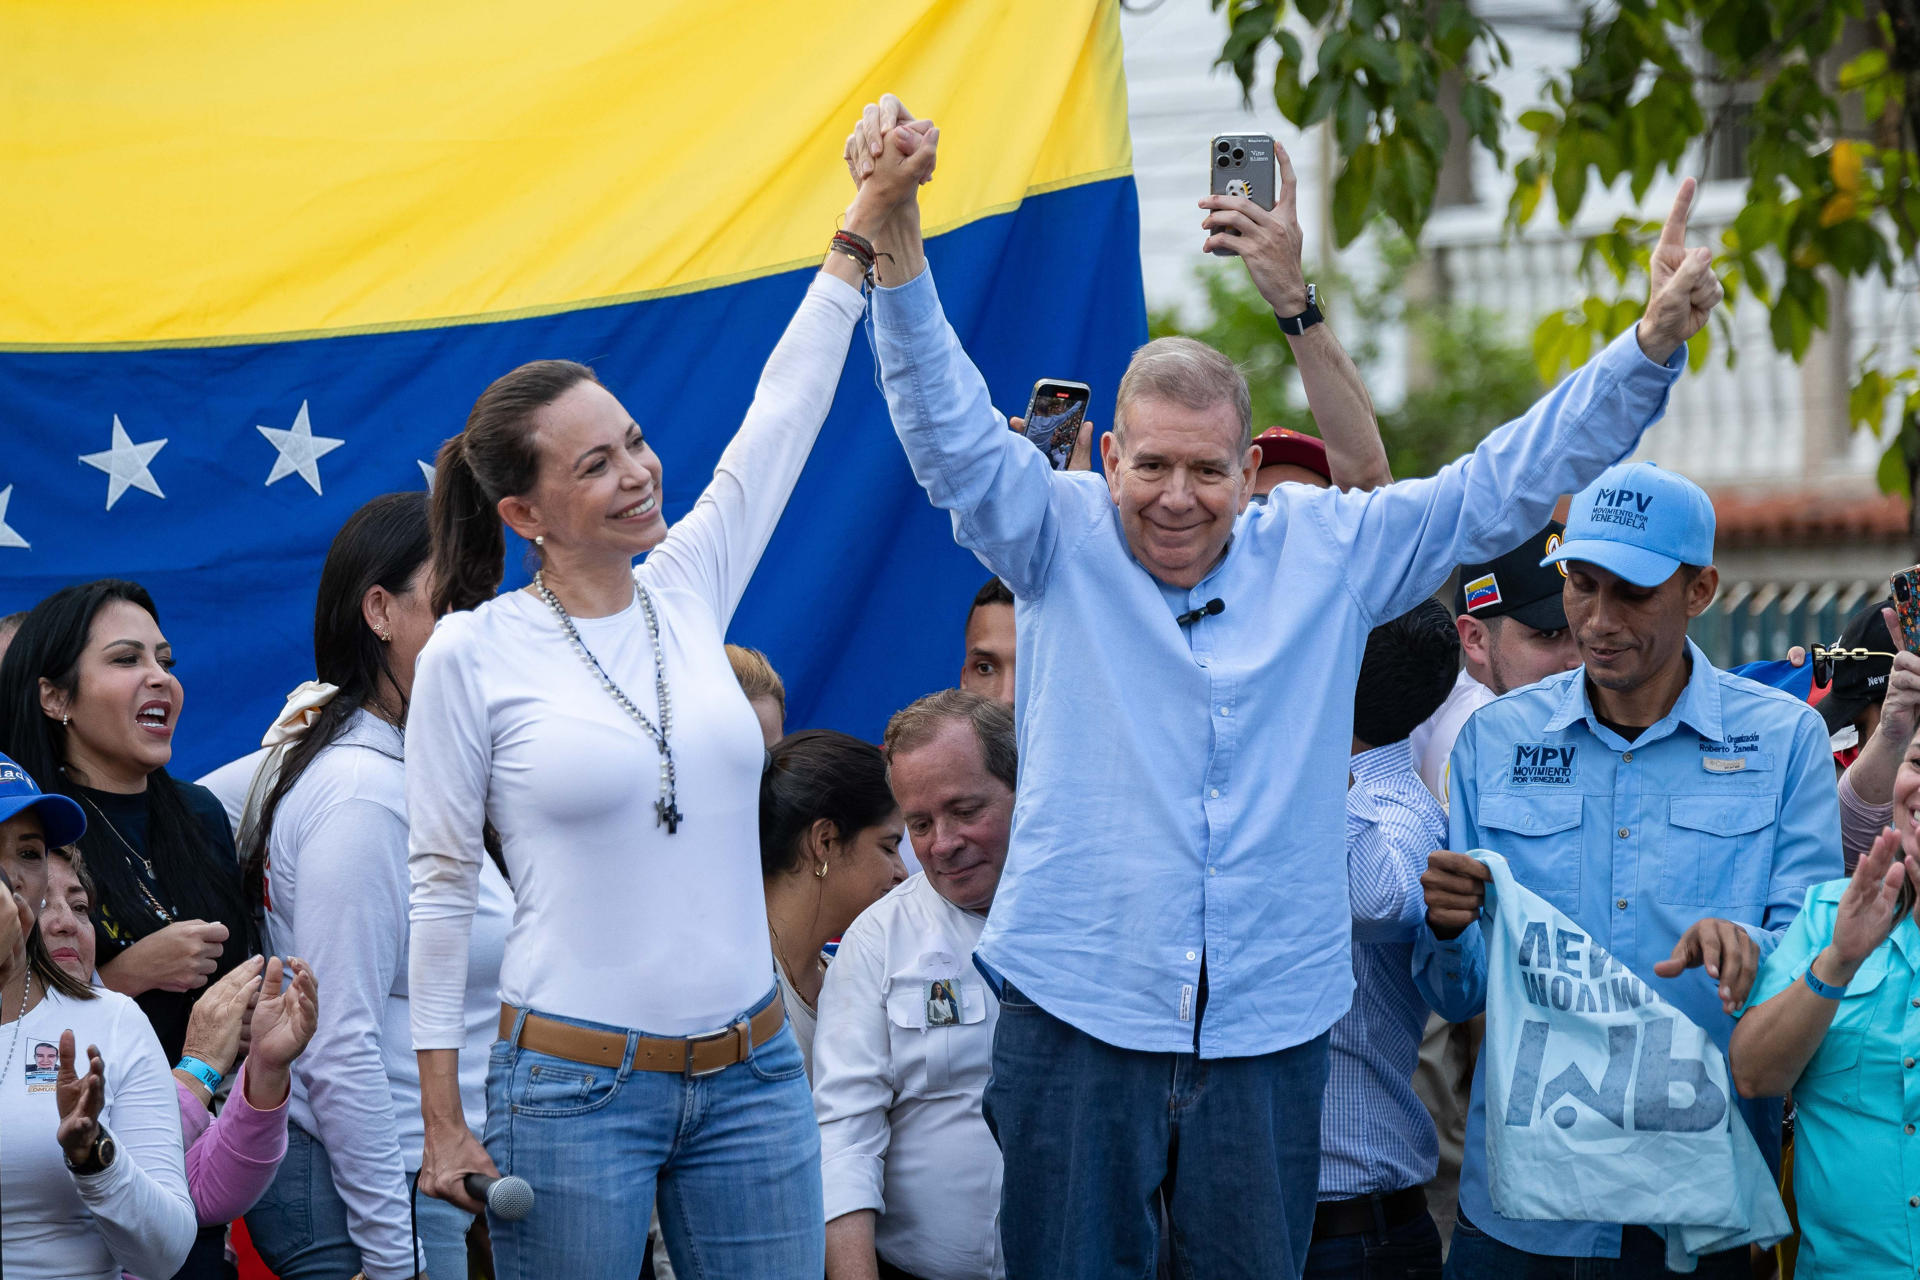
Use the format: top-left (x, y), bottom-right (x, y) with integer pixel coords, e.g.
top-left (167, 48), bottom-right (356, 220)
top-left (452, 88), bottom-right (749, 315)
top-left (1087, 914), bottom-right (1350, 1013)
top-left (1843, 606), bottom-right (1920, 811)
top-left (174, 953), bottom-right (266, 1106)
top-left (55, 1029), bottom-right (110, 1170)
top-left (1653, 916), bottom-right (1759, 1016)
top-left (241, 956), bottom-right (316, 1109)
top-left (1828, 827), bottom-right (1918, 973)
top-left (101, 917), bottom-right (228, 995)
top-left (1635, 176), bottom-right (1723, 364)
top-left (1420, 850), bottom-right (1491, 940)
top-left (1198, 136), bottom-right (1390, 489)
top-left (1008, 417), bottom-right (1097, 471)
top-left (838, 92), bottom-right (938, 288)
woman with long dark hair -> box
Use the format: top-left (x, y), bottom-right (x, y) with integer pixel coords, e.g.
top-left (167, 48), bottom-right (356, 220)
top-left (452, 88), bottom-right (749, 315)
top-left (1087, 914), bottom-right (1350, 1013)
top-left (760, 729), bottom-right (906, 1080)
top-left (404, 125), bottom-right (936, 1275)
top-left (238, 492), bottom-right (512, 1280)
top-left (0, 581), bottom-right (251, 1064)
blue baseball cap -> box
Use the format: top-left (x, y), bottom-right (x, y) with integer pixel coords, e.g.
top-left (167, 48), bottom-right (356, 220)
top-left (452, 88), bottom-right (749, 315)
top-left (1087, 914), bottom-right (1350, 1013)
top-left (1541, 462), bottom-right (1715, 587)
top-left (0, 753), bottom-right (86, 848)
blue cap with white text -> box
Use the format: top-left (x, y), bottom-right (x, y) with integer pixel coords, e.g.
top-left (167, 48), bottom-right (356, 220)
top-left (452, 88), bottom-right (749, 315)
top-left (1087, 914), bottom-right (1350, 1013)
top-left (0, 752), bottom-right (86, 850)
top-left (1541, 461), bottom-right (1715, 587)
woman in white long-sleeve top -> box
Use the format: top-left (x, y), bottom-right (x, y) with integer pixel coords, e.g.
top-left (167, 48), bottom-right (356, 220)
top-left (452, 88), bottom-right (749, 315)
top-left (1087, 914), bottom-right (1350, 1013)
top-left (404, 127), bottom-right (938, 1277)
top-left (0, 846), bottom-right (196, 1278)
top-left (241, 492), bottom-right (512, 1280)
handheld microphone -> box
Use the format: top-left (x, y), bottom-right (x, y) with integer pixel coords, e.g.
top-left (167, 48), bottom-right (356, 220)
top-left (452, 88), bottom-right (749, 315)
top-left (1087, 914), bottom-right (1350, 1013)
top-left (464, 1172), bottom-right (536, 1222)
top-left (1176, 598), bottom-right (1226, 627)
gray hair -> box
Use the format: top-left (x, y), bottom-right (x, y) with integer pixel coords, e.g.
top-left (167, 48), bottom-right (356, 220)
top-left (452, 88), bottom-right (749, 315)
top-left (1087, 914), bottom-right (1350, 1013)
top-left (1113, 337), bottom-right (1252, 446)
top-left (884, 689), bottom-right (1017, 793)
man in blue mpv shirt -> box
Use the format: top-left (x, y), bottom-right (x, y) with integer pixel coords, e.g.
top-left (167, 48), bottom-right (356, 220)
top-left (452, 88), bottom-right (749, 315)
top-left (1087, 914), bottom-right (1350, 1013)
top-left (1416, 462), bottom-right (1842, 1278)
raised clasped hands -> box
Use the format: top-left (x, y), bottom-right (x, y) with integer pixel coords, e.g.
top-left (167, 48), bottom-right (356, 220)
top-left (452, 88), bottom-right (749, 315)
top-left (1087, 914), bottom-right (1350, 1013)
top-left (1636, 177), bottom-right (1724, 365)
top-left (844, 93), bottom-right (938, 219)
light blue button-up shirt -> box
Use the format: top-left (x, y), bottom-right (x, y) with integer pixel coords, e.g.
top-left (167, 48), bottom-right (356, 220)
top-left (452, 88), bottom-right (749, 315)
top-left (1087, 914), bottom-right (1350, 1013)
top-left (1413, 644), bottom-right (1841, 1256)
top-left (872, 267), bottom-right (1682, 1057)
top-left (1321, 741), bottom-right (1449, 1199)
top-left (1741, 881), bottom-right (1920, 1279)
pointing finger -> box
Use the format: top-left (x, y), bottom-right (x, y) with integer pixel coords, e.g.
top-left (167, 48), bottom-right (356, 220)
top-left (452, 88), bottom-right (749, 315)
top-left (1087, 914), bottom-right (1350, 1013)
top-left (1658, 176), bottom-right (1697, 250)
top-left (1276, 139), bottom-right (1298, 219)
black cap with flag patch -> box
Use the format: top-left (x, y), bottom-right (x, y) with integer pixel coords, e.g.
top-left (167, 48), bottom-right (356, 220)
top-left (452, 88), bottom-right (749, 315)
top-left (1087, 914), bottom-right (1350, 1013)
top-left (1453, 522), bottom-right (1570, 632)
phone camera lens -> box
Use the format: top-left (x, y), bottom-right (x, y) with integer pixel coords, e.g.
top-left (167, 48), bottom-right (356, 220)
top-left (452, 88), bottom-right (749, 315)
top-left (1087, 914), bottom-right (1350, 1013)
top-left (1231, 147), bottom-right (1246, 162)
top-left (1216, 139), bottom-right (1231, 152)
top-left (1216, 154), bottom-right (1231, 168)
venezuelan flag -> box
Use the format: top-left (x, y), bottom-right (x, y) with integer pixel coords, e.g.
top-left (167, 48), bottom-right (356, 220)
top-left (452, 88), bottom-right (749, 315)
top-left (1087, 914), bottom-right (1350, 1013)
top-left (0, 1), bottom-right (1146, 771)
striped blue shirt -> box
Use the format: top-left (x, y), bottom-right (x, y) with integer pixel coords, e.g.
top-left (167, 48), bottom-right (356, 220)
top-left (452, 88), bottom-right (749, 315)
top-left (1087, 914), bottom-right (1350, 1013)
top-left (1320, 740), bottom-right (1449, 1199)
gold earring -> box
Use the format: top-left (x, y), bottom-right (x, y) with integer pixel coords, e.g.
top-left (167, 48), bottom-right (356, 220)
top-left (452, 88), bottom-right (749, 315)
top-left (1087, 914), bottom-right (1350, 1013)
top-left (376, 627), bottom-right (391, 642)
top-left (815, 861), bottom-right (828, 879)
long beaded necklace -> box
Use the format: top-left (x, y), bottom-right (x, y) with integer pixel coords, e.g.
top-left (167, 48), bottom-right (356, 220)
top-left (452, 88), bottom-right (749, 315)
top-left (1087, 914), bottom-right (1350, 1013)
top-left (1, 968), bottom-right (34, 1087)
top-left (532, 569), bottom-right (682, 834)
top-left (74, 791), bottom-right (176, 925)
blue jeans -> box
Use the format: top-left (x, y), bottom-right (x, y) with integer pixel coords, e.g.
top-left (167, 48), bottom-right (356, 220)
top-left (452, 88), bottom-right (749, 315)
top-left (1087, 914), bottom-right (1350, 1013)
top-left (1443, 1215), bottom-right (1751, 1279)
top-left (246, 1120), bottom-right (473, 1279)
top-left (985, 980), bottom-right (1330, 1280)
top-left (1302, 1210), bottom-right (1443, 1280)
top-left (485, 994), bottom-right (822, 1279)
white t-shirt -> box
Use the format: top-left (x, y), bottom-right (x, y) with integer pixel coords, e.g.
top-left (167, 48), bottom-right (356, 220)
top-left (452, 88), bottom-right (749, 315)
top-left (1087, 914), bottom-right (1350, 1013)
top-left (264, 709), bottom-right (510, 1280)
top-left (0, 986), bottom-right (196, 1280)
top-left (408, 272), bottom-right (866, 1041)
top-left (1406, 669), bottom-right (1495, 804)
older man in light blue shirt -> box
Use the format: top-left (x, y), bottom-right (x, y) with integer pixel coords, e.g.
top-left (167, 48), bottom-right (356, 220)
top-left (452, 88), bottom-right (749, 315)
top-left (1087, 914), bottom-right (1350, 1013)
top-left (847, 99), bottom-right (1723, 1279)
top-left (1415, 461), bottom-right (1842, 1279)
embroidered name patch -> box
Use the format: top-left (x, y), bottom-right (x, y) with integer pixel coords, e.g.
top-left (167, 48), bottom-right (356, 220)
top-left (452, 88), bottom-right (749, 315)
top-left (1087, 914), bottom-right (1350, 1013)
top-left (1511, 743), bottom-right (1577, 786)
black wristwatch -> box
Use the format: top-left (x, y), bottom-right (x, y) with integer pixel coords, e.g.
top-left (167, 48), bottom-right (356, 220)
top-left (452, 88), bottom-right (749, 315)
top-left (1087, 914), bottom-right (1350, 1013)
top-left (65, 1130), bottom-right (115, 1176)
top-left (1275, 283), bottom-right (1323, 336)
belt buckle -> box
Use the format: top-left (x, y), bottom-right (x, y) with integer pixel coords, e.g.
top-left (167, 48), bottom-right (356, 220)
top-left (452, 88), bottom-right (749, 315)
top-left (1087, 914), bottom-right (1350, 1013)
top-left (682, 1020), bottom-right (745, 1077)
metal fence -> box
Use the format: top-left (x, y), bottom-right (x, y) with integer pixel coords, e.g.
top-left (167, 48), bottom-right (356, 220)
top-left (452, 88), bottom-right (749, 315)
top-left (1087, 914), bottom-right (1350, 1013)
top-left (1691, 579), bottom-right (1885, 670)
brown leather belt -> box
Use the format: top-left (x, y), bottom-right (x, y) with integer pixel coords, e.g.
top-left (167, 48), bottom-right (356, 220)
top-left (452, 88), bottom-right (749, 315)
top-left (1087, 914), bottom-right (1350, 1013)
top-left (498, 994), bottom-right (785, 1077)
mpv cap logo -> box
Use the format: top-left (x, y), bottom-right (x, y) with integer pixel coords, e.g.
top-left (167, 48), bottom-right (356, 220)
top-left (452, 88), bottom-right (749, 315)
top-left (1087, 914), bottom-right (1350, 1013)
top-left (1589, 487), bottom-right (1654, 532)
top-left (1511, 742), bottom-right (1577, 785)
top-left (1544, 532), bottom-right (1568, 578)
top-left (1466, 573), bottom-right (1503, 612)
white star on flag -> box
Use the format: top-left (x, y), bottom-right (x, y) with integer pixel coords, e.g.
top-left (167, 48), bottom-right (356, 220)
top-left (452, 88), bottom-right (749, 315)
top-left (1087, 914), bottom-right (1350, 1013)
top-left (419, 459), bottom-right (436, 492)
top-left (257, 400), bottom-right (345, 495)
top-left (0, 485), bottom-right (26, 549)
top-left (80, 416), bottom-right (168, 510)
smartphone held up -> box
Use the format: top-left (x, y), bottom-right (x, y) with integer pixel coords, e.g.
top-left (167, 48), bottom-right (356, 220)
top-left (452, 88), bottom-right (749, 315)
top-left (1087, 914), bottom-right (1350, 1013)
top-left (1022, 379), bottom-right (1091, 471)
top-left (1891, 566), bottom-right (1920, 653)
top-left (1208, 134), bottom-right (1277, 256)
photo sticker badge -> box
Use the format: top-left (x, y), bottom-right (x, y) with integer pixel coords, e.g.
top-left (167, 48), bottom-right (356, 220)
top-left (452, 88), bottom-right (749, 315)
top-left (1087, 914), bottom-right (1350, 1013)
top-left (1510, 742), bottom-right (1577, 786)
top-left (925, 978), bottom-right (960, 1027)
top-left (25, 1040), bottom-right (59, 1092)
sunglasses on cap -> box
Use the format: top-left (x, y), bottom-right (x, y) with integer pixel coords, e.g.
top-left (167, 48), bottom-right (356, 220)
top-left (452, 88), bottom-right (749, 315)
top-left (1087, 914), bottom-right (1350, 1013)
top-left (1811, 642), bottom-right (1896, 689)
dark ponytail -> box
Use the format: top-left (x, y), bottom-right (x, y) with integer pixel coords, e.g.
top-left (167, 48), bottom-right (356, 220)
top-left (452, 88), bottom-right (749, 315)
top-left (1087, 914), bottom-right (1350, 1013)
top-left (242, 492), bottom-right (432, 911)
top-left (430, 359), bottom-right (600, 616)
top-left (759, 730), bottom-right (898, 878)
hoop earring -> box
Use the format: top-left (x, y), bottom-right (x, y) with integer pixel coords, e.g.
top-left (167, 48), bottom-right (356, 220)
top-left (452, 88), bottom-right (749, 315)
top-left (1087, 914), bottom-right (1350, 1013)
top-left (814, 861), bottom-right (829, 879)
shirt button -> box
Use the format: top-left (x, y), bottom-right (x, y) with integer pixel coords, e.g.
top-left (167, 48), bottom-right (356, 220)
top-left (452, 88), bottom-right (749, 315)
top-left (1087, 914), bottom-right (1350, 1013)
top-left (1210, 789), bottom-right (1221, 799)
top-left (1616, 899), bottom-right (1629, 910)
top-left (1908, 1058), bottom-right (1917, 1069)
top-left (1618, 828), bottom-right (1630, 839)
top-left (1186, 950), bottom-right (1197, 961)
top-left (1208, 866), bottom-right (1217, 876)
top-left (1219, 706), bottom-right (1231, 716)
top-left (1622, 751), bottom-right (1633, 762)
top-left (1910, 1196), bottom-right (1918, 1208)
top-left (1907, 1124), bottom-right (1915, 1135)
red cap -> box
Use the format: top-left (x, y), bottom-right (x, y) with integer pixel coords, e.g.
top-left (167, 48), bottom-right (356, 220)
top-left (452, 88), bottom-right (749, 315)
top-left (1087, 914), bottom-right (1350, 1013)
top-left (1252, 428), bottom-right (1330, 482)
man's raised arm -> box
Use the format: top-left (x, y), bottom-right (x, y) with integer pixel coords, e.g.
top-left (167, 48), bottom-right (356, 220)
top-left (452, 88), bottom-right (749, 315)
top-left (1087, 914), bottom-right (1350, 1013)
top-left (1199, 140), bottom-right (1390, 490)
top-left (1331, 179), bottom-right (1722, 624)
top-left (848, 96), bottom-right (1071, 598)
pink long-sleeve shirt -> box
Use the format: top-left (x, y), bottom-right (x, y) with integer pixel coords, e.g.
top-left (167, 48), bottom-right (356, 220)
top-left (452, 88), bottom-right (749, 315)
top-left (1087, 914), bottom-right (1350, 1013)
top-left (175, 1061), bottom-right (290, 1225)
